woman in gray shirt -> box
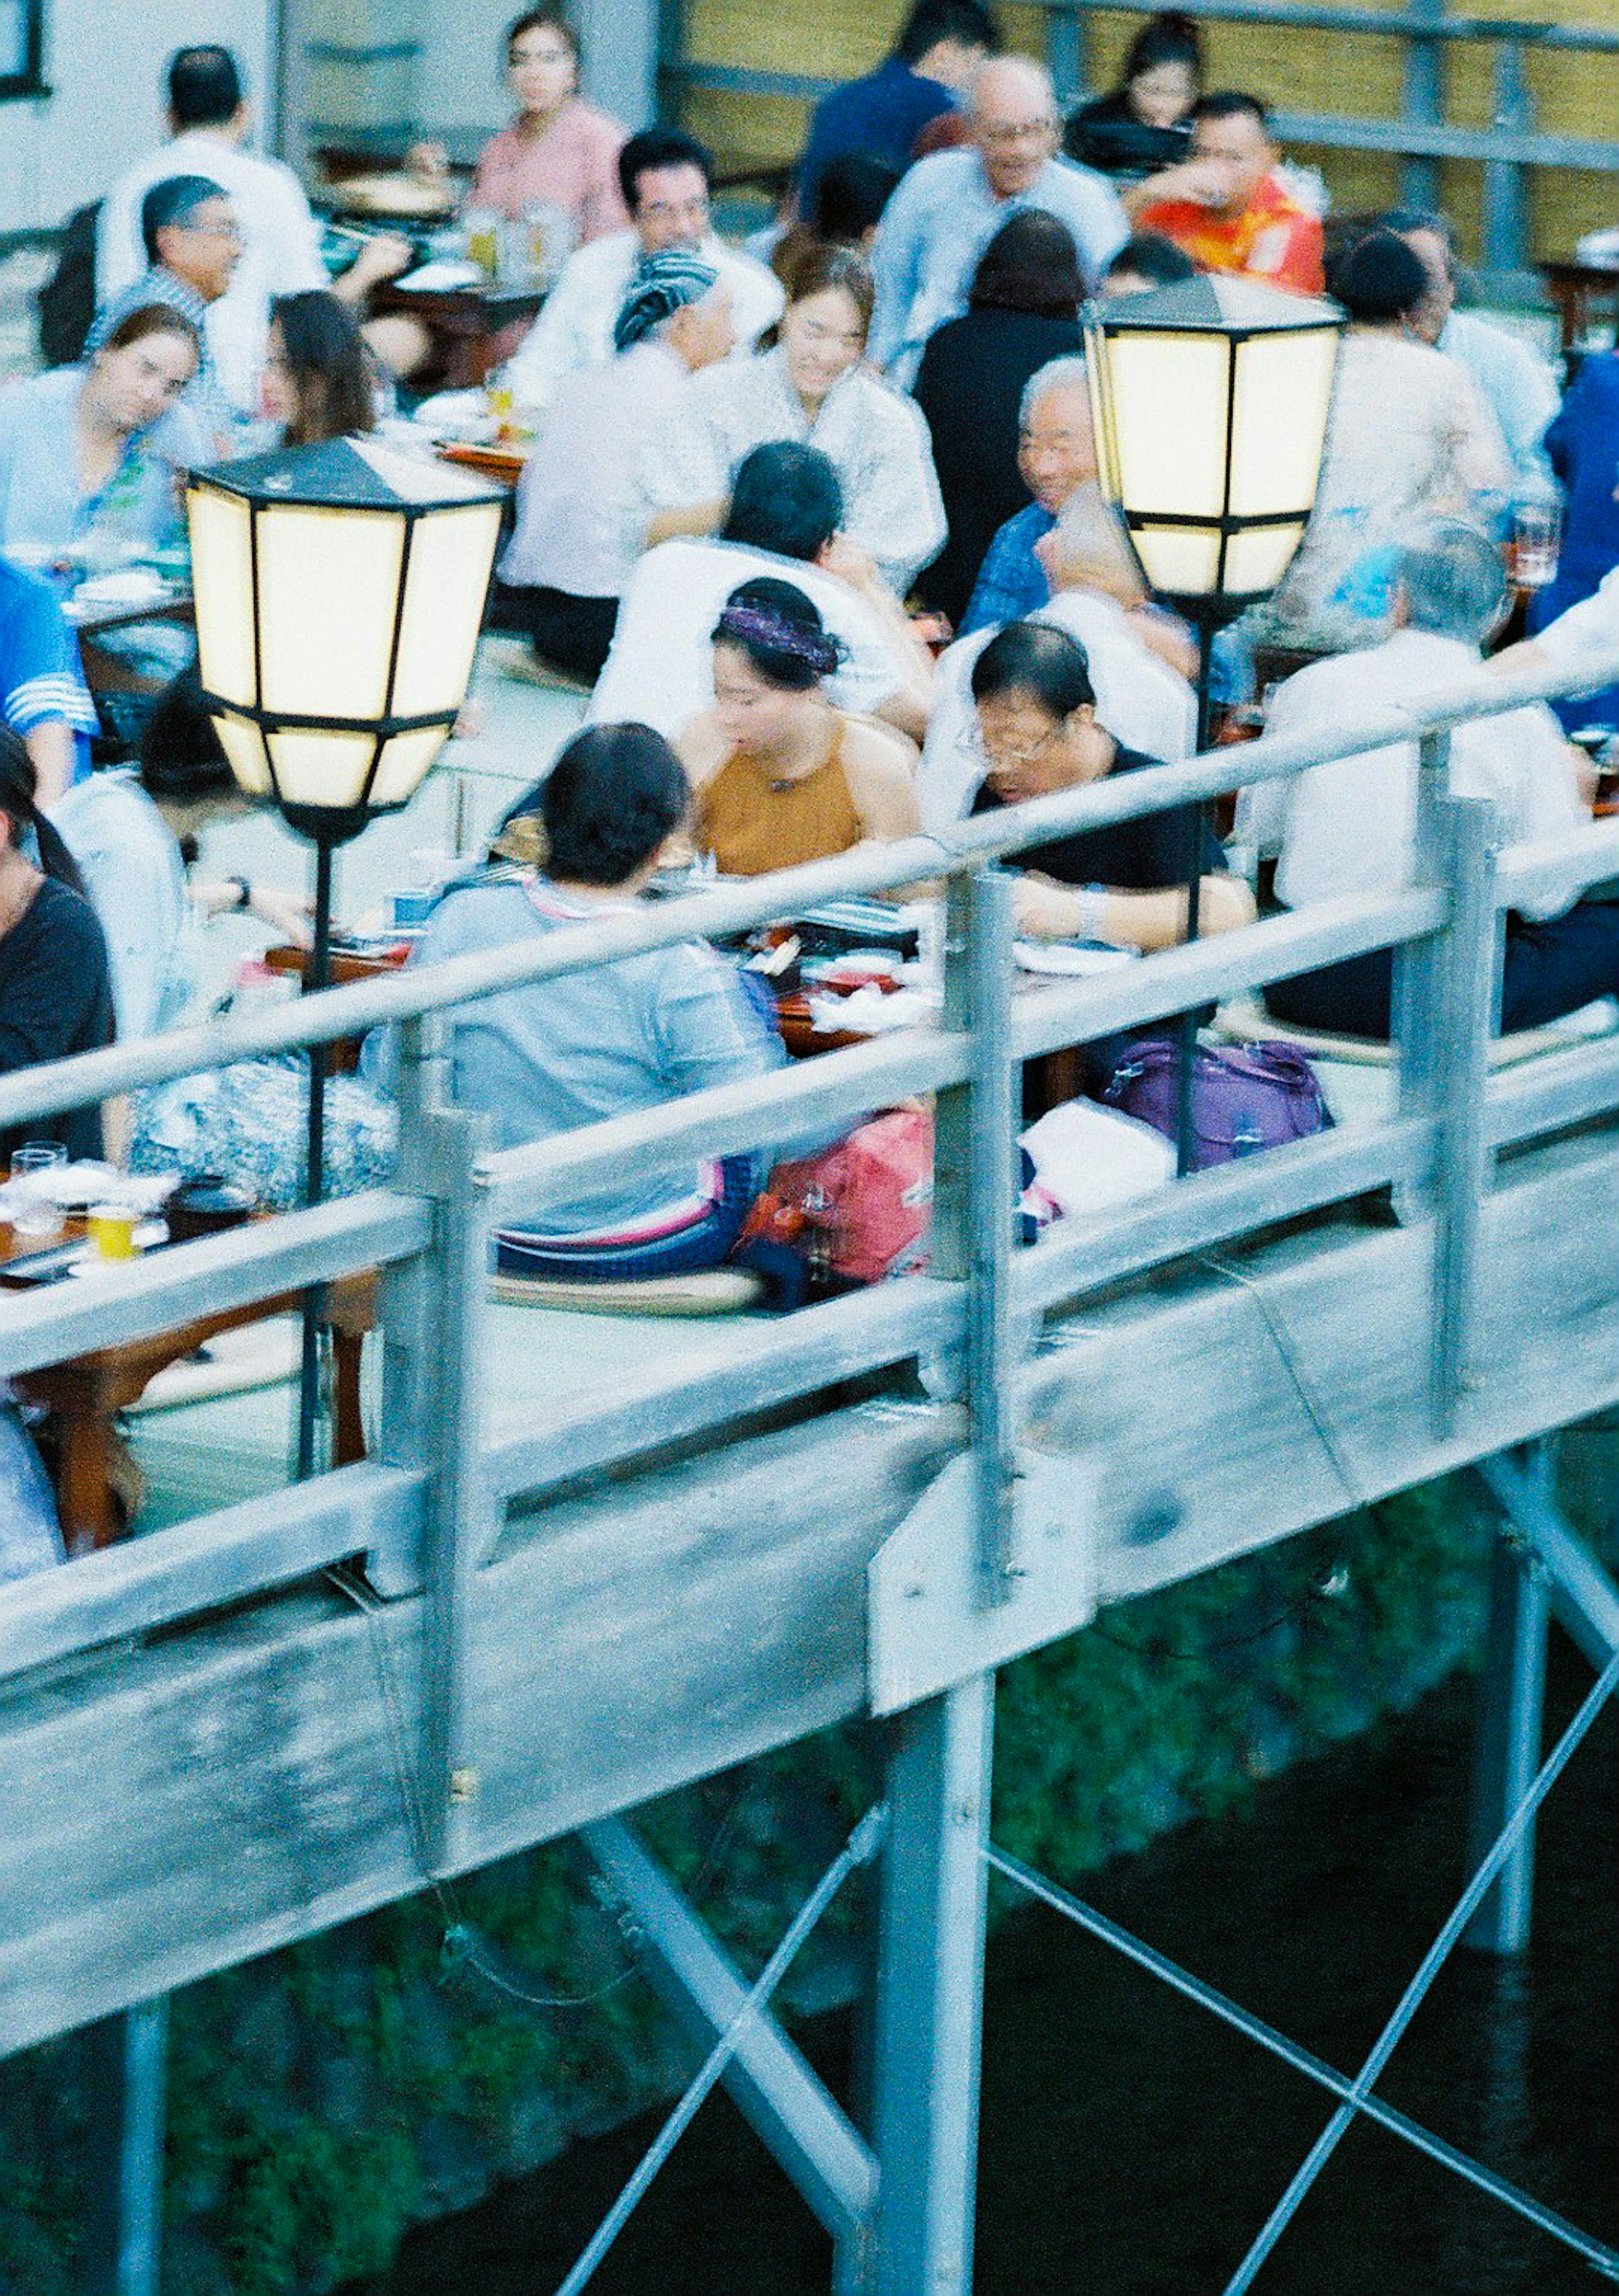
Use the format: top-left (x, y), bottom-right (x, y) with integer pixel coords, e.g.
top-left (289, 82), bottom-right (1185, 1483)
top-left (407, 722), bottom-right (785, 1282)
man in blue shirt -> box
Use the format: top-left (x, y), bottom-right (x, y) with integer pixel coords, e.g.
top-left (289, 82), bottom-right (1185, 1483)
top-left (0, 556), bottom-right (98, 802)
top-left (961, 355), bottom-right (1095, 633)
top-left (869, 56), bottom-right (1127, 380)
top-left (796, 0), bottom-right (1000, 212)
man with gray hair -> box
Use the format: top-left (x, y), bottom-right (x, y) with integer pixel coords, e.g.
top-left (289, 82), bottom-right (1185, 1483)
top-left (869, 57), bottom-right (1126, 379)
top-left (959, 353), bottom-right (1095, 633)
top-left (1253, 521), bottom-right (1614, 1039)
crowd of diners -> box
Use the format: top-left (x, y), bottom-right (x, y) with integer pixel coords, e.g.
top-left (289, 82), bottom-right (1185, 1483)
top-left (7, 8), bottom-right (1619, 1297)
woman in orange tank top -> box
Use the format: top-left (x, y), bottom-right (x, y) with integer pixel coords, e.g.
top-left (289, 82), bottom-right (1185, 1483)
top-left (678, 576), bottom-right (920, 877)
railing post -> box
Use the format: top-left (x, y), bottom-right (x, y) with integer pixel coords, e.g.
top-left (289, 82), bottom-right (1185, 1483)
top-left (869, 864), bottom-right (1010, 2294)
top-left (1394, 740), bottom-right (1499, 1432)
top-left (371, 1012), bottom-right (448, 1599)
top-left (1481, 36), bottom-right (1531, 285)
top-left (1400, 0), bottom-right (1445, 214)
top-left (1045, 0), bottom-right (1088, 110)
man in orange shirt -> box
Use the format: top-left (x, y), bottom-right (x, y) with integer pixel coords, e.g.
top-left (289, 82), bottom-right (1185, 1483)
top-left (1136, 92), bottom-right (1323, 295)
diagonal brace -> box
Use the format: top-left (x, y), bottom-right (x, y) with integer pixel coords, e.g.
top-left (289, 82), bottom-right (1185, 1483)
top-left (1474, 1451), bottom-right (1619, 1669)
top-left (986, 1845), bottom-right (1619, 2282)
top-left (581, 1817), bottom-right (876, 2248)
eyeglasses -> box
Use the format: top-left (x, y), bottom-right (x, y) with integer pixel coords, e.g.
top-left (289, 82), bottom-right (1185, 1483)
top-left (183, 215), bottom-right (242, 243)
top-left (979, 118), bottom-right (1057, 150)
top-left (956, 720), bottom-right (1065, 772)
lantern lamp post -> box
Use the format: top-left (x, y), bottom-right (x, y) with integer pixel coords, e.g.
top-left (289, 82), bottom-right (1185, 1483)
top-left (1085, 275), bottom-right (1345, 1166)
top-left (186, 435), bottom-right (505, 1473)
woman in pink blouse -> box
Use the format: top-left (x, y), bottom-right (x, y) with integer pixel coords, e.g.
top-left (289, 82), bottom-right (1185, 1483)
top-left (469, 8), bottom-right (629, 249)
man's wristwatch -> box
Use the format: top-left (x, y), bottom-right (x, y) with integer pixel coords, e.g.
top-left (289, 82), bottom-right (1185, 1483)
top-left (227, 875), bottom-right (252, 913)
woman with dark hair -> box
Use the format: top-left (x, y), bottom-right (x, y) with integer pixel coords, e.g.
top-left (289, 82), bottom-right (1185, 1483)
top-left (50, 665), bottom-right (310, 1044)
top-left (1264, 227), bottom-right (1507, 645)
top-left (0, 729), bottom-right (113, 1164)
top-left (639, 244), bottom-right (946, 593)
top-left (678, 577), bottom-right (920, 874)
top-left (261, 291), bottom-right (376, 445)
top-left (1065, 11), bottom-right (1202, 200)
top-left (0, 303), bottom-right (204, 570)
top-left (966, 619), bottom-right (1251, 946)
top-left (912, 210), bottom-right (1087, 625)
top-left (399, 721), bottom-right (784, 1284)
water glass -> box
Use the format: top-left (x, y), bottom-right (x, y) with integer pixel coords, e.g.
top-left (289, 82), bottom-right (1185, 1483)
top-left (8, 1141), bottom-right (68, 1240)
top-left (1508, 498), bottom-right (1562, 589)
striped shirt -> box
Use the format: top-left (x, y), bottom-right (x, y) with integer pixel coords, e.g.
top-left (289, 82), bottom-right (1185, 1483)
top-left (0, 555), bottom-right (97, 781)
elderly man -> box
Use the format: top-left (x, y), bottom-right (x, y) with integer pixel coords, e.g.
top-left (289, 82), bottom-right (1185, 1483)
top-left (958, 355), bottom-right (1095, 633)
top-left (1256, 523), bottom-right (1612, 1039)
top-left (498, 253), bottom-right (736, 683)
top-left (868, 57), bottom-right (1127, 380)
top-left (504, 128), bottom-right (784, 423)
top-left (100, 45), bottom-right (408, 415)
top-left (1138, 92), bottom-right (1323, 294)
top-left (1382, 207), bottom-right (1559, 505)
top-left (589, 442), bottom-right (934, 740)
top-left (86, 175), bottom-right (242, 455)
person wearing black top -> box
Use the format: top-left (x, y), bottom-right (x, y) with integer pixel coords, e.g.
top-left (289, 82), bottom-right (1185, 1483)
top-left (965, 620), bottom-right (1250, 946)
top-left (912, 211), bottom-right (1086, 626)
top-left (1065, 10), bottom-right (1202, 207)
top-left (0, 732), bottom-right (114, 1167)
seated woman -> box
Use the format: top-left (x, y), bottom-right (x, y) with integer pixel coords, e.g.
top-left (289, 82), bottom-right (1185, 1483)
top-left (401, 722), bottom-right (785, 1284)
top-left (0, 305), bottom-right (206, 576)
top-left (259, 290), bottom-right (377, 447)
top-left (0, 731), bottom-right (114, 1167)
top-left (678, 578), bottom-right (921, 875)
top-left (912, 210), bottom-right (1087, 628)
top-left (637, 244), bottom-right (947, 594)
top-left (1065, 9), bottom-right (1202, 213)
top-left (1259, 230), bottom-right (1507, 651)
top-left (964, 619), bottom-right (1253, 947)
top-left (50, 665), bottom-right (310, 1044)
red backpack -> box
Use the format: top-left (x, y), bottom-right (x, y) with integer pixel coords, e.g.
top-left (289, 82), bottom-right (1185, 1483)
top-left (742, 1108), bottom-right (933, 1284)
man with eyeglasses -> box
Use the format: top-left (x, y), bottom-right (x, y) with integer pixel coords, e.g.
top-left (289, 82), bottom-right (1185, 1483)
top-left (869, 56), bottom-right (1127, 382)
top-left (84, 177), bottom-right (243, 455)
top-left (504, 127), bottom-right (785, 425)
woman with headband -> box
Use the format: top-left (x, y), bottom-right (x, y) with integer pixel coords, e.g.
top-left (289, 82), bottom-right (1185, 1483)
top-left (678, 577), bottom-right (921, 876)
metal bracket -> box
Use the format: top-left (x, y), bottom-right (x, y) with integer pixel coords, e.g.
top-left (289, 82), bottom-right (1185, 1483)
top-left (868, 1448), bottom-right (1098, 1717)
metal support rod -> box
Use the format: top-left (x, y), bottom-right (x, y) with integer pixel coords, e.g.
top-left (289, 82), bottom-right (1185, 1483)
top-left (1476, 1448), bottom-right (1619, 1671)
top-left (1465, 1454), bottom-right (1550, 1954)
top-left (1399, 0), bottom-right (1445, 211)
top-left (581, 1818), bottom-right (876, 2256)
top-left (1175, 619), bottom-right (1220, 1178)
top-left (1481, 38), bottom-right (1531, 281)
top-left (296, 836), bottom-right (335, 1480)
top-left (871, 1677), bottom-right (995, 2296)
top-left (83, 1999), bottom-right (168, 2296)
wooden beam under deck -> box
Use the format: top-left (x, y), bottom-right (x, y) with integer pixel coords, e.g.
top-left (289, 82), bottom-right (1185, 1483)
top-left (1, 1123), bottom-right (1617, 2062)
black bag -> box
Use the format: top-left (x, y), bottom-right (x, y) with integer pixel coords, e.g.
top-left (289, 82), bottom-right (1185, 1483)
top-left (37, 200), bottom-right (101, 369)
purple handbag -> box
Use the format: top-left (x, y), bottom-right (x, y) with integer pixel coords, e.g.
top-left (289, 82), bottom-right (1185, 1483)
top-left (1101, 1036), bottom-right (1333, 1171)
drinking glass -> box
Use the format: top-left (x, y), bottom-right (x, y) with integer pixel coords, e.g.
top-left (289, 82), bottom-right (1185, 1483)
top-left (8, 1141), bottom-right (68, 1240)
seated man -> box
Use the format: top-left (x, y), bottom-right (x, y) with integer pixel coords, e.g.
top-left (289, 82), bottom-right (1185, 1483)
top-left (868, 56), bottom-right (1127, 380)
top-left (400, 723), bottom-right (785, 1285)
top-left (796, 0), bottom-right (999, 209)
top-left (85, 174), bottom-right (243, 457)
top-left (1383, 207), bottom-right (1560, 506)
top-left (504, 127), bottom-right (784, 423)
top-left (921, 482), bottom-right (1195, 825)
top-left (963, 618), bottom-right (1253, 947)
top-left (589, 441), bottom-right (935, 740)
top-left (960, 355), bottom-right (1094, 634)
top-left (1260, 523), bottom-right (1605, 1038)
top-left (1136, 92), bottom-right (1323, 295)
top-left (498, 250), bottom-right (735, 684)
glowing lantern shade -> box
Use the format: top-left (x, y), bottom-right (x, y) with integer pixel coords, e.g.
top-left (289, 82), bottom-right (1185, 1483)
top-left (186, 435), bottom-right (505, 844)
top-left (1085, 275), bottom-right (1344, 612)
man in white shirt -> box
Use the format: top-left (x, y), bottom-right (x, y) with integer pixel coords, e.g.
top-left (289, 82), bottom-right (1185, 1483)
top-left (868, 56), bottom-right (1127, 380)
top-left (99, 45), bottom-right (408, 416)
top-left (504, 127), bottom-right (785, 424)
top-left (498, 250), bottom-right (736, 681)
top-left (1256, 522), bottom-right (1612, 1039)
top-left (589, 441), bottom-right (934, 740)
